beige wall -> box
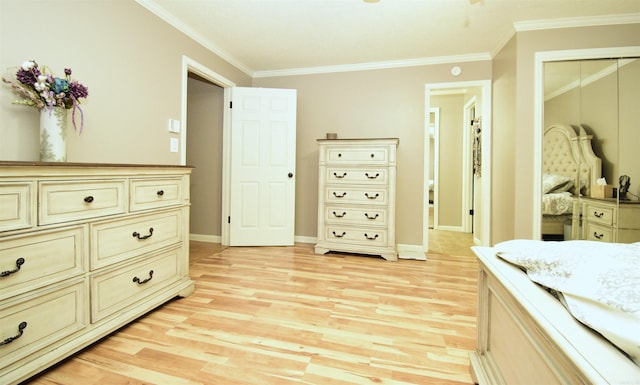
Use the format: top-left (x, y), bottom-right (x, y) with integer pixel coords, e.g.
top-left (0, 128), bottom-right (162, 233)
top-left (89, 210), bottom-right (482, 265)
top-left (0, 0), bottom-right (250, 164)
top-left (186, 76), bottom-right (224, 237)
top-left (431, 94), bottom-right (464, 227)
top-left (491, 36), bottom-right (517, 244)
top-left (253, 62), bottom-right (492, 244)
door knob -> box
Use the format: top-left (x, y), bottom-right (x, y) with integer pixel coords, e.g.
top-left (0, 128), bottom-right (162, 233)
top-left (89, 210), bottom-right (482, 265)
top-left (288, 172), bottom-right (294, 178)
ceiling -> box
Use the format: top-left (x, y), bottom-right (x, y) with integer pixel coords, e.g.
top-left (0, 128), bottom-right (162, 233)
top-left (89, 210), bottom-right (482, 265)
top-left (138, 0), bottom-right (640, 77)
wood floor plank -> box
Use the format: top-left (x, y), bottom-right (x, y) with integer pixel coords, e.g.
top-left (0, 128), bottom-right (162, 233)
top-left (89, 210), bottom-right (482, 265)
top-left (27, 240), bottom-right (478, 385)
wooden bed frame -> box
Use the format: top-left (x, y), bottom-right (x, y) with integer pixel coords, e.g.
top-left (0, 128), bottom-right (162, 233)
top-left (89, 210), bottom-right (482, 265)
top-left (469, 246), bottom-right (640, 385)
top-left (542, 124), bottom-right (602, 239)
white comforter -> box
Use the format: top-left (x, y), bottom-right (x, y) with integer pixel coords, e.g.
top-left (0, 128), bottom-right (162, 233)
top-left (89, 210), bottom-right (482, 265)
top-left (542, 191), bottom-right (573, 215)
top-left (494, 240), bottom-right (640, 366)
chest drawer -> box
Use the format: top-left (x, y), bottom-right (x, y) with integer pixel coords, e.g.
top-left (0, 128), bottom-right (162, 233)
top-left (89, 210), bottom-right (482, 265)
top-left (584, 202), bottom-right (615, 226)
top-left (90, 248), bottom-right (180, 322)
top-left (325, 187), bottom-right (388, 206)
top-left (325, 146), bottom-right (390, 165)
top-left (325, 168), bottom-right (389, 185)
top-left (584, 222), bottom-right (614, 242)
top-left (39, 180), bottom-right (126, 225)
top-left (90, 209), bottom-right (183, 270)
top-left (324, 225), bottom-right (388, 247)
top-left (130, 177), bottom-right (183, 212)
top-left (0, 182), bottom-right (34, 232)
top-left (0, 280), bottom-right (87, 370)
top-left (0, 226), bottom-right (85, 300)
top-left (324, 205), bottom-right (388, 226)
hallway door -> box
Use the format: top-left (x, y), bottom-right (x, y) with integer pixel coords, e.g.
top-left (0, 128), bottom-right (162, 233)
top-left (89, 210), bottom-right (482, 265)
top-left (229, 87), bottom-right (297, 246)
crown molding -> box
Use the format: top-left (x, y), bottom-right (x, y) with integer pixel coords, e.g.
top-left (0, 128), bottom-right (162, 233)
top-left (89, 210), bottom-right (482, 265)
top-left (252, 53), bottom-right (492, 78)
top-left (514, 13), bottom-right (640, 31)
top-left (135, 0), bottom-right (254, 77)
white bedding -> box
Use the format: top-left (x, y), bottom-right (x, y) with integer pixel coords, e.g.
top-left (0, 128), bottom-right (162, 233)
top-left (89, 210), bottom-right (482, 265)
top-left (494, 239), bottom-right (640, 366)
top-left (541, 191), bottom-right (573, 215)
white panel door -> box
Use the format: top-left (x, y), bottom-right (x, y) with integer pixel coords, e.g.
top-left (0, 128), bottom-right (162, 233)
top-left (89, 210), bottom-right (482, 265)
top-left (229, 87), bottom-right (297, 246)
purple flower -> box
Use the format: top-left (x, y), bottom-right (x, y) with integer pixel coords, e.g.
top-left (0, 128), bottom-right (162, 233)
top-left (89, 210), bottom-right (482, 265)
top-left (69, 81), bottom-right (88, 99)
top-left (16, 67), bottom-right (41, 86)
top-left (65, 68), bottom-right (72, 76)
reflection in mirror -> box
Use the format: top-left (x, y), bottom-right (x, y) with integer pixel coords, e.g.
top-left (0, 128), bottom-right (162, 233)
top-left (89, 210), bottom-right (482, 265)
top-left (542, 57), bottom-right (640, 243)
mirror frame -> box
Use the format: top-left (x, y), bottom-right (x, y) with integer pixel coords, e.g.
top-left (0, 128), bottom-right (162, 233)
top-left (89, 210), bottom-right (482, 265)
top-left (532, 46), bottom-right (640, 240)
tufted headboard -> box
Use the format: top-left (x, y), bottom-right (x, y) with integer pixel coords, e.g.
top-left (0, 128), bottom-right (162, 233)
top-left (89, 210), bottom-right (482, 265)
top-left (543, 124), bottom-right (602, 197)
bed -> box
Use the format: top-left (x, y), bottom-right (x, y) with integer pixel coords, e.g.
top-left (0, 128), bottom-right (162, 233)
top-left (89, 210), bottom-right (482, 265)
top-left (542, 124), bottom-right (602, 239)
top-left (470, 240), bottom-right (640, 385)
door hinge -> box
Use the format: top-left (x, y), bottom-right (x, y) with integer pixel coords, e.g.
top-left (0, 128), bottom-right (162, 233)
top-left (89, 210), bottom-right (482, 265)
top-left (469, 209), bottom-right (474, 216)
top-left (229, 101), bottom-right (232, 109)
top-left (228, 216), bottom-right (231, 224)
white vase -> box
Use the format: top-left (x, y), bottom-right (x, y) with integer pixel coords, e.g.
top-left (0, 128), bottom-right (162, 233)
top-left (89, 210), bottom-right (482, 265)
top-left (40, 107), bottom-right (67, 162)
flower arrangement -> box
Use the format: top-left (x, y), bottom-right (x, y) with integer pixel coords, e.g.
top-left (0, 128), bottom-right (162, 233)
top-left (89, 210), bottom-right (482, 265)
top-left (2, 60), bottom-right (89, 133)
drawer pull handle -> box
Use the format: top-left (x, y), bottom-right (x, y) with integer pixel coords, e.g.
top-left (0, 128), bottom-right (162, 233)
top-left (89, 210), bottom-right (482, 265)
top-left (0, 321), bottom-right (27, 346)
top-left (593, 232), bottom-right (604, 239)
top-left (365, 213), bottom-right (379, 220)
top-left (593, 211), bottom-right (604, 218)
top-left (333, 211), bottom-right (346, 218)
top-left (1, 257), bottom-right (25, 277)
top-left (133, 270), bottom-right (154, 285)
top-left (333, 172), bottom-right (347, 179)
top-left (84, 195), bottom-right (94, 203)
top-left (157, 190), bottom-right (164, 196)
top-left (332, 231), bottom-right (346, 238)
top-left (364, 233), bottom-right (379, 240)
top-left (365, 193), bottom-right (379, 200)
top-left (365, 173), bottom-right (379, 179)
top-left (338, 153), bottom-right (342, 157)
top-left (132, 227), bottom-right (154, 240)
top-left (333, 192), bottom-right (347, 198)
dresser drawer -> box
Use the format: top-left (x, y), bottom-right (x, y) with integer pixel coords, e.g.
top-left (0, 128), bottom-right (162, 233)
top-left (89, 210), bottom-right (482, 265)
top-left (0, 182), bottom-right (34, 232)
top-left (584, 223), bottom-right (614, 242)
top-left (0, 280), bottom-right (86, 370)
top-left (325, 146), bottom-right (391, 165)
top-left (324, 225), bottom-right (388, 247)
top-left (130, 177), bottom-right (183, 212)
top-left (583, 203), bottom-right (615, 226)
top-left (325, 167), bottom-right (389, 185)
top-left (325, 187), bottom-right (388, 206)
top-left (0, 226), bottom-right (85, 300)
top-left (39, 180), bottom-right (126, 225)
top-left (324, 205), bottom-right (388, 226)
top-left (90, 209), bottom-right (183, 270)
top-left (90, 248), bottom-right (180, 322)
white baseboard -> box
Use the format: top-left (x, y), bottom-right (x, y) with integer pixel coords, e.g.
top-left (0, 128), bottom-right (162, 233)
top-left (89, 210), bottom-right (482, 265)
top-left (190, 234), bottom-right (221, 243)
top-left (435, 225), bottom-right (464, 232)
top-left (294, 235), bottom-right (316, 244)
top-left (397, 244), bottom-right (427, 261)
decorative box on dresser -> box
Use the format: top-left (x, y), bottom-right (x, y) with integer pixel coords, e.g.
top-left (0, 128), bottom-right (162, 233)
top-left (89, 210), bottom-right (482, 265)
top-left (581, 197), bottom-right (640, 242)
top-left (315, 138), bottom-right (399, 261)
top-left (0, 162), bottom-right (194, 385)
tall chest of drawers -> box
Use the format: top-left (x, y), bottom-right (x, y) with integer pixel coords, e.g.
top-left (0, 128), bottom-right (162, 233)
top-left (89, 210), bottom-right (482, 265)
top-left (315, 138), bottom-right (399, 261)
top-left (0, 162), bottom-right (194, 384)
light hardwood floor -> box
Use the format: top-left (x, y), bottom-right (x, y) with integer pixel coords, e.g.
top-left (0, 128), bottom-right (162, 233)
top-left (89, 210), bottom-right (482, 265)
top-left (26, 239), bottom-right (479, 385)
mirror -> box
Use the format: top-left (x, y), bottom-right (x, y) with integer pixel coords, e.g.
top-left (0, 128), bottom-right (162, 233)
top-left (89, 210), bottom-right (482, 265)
top-left (542, 57), bottom-right (640, 242)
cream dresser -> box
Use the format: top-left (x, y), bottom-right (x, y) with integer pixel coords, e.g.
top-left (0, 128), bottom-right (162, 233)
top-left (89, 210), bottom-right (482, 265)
top-left (0, 162), bottom-right (194, 384)
top-left (581, 197), bottom-right (640, 243)
top-left (315, 138), bottom-right (399, 261)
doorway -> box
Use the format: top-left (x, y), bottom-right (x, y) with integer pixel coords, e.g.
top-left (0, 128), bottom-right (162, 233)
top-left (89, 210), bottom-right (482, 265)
top-left (424, 80), bottom-right (491, 253)
top-left (181, 56), bottom-right (235, 245)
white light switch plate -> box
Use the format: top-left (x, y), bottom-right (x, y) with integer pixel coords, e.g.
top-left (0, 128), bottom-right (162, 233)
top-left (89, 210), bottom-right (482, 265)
top-left (168, 119), bottom-right (181, 133)
top-left (170, 137), bottom-right (179, 152)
